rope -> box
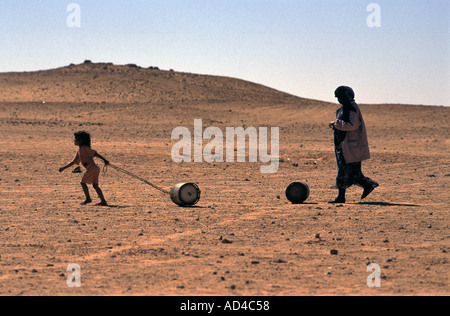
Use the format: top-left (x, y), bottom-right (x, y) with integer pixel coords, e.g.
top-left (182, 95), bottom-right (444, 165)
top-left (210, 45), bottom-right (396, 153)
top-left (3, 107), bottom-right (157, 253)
top-left (105, 163), bottom-right (171, 195)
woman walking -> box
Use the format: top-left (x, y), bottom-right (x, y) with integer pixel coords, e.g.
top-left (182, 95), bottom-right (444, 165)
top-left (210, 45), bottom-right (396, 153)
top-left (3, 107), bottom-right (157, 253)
top-left (329, 86), bottom-right (379, 203)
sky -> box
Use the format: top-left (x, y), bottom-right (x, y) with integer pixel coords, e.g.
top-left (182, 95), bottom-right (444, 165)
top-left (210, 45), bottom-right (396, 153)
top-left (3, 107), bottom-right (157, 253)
top-left (0, 0), bottom-right (448, 106)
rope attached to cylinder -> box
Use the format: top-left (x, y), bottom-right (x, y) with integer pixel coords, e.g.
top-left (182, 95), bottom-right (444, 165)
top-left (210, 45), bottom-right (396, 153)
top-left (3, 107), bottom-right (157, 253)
top-left (105, 163), bottom-right (171, 195)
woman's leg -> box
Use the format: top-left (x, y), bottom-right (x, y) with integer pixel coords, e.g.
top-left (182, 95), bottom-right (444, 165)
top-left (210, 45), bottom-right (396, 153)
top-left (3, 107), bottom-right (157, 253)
top-left (331, 145), bottom-right (348, 203)
top-left (358, 174), bottom-right (379, 200)
top-left (329, 188), bottom-right (346, 204)
top-left (330, 161), bottom-right (347, 203)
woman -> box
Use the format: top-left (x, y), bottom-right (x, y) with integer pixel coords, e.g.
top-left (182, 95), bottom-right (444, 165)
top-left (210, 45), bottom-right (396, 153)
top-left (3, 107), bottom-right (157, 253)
top-left (328, 86), bottom-right (379, 203)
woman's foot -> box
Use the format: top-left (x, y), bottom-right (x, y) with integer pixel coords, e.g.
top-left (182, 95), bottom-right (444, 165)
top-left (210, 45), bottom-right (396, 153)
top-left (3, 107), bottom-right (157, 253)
top-left (95, 201), bottom-right (108, 207)
top-left (329, 188), bottom-right (346, 204)
top-left (81, 199), bottom-right (92, 205)
top-left (328, 197), bottom-right (346, 204)
top-left (361, 184), bottom-right (379, 200)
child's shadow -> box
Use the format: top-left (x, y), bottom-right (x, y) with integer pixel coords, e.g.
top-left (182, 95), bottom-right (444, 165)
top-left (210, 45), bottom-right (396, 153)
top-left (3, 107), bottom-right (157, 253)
top-left (98, 204), bottom-right (130, 209)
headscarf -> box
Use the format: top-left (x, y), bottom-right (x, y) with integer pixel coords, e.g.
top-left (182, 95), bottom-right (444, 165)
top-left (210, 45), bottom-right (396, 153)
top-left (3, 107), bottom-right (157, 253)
top-left (335, 86), bottom-right (356, 123)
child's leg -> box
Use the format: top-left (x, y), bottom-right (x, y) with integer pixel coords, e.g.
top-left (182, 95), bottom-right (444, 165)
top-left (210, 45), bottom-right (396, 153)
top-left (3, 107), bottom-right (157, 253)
top-left (80, 183), bottom-right (92, 204)
top-left (93, 183), bottom-right (107, 206)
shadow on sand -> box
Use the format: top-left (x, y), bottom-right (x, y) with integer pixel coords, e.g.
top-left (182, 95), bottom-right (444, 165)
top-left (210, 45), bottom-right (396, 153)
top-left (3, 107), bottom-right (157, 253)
top-left (175, 205), bottom-right (208, 209)
top-left (357, 201), bottom-right (420, 207)
top-left (96, 204), bottom-right (130, 209)
top-left (91, 204), bottom-right (208, 209)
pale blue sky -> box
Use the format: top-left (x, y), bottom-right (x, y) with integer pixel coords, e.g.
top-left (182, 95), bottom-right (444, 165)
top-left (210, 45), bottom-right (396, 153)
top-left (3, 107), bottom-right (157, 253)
top-left (0, 0), bottom-right (448, 105)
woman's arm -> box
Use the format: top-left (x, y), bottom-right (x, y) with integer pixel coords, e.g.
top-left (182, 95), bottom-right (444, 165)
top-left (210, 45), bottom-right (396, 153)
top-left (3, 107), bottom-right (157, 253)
top-left (334, 110), bottom-right (361, 132)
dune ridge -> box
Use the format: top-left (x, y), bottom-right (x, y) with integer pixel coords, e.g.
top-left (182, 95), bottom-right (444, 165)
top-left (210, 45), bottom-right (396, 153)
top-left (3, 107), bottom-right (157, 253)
top-left (0, 61), bottom-right (312, 105)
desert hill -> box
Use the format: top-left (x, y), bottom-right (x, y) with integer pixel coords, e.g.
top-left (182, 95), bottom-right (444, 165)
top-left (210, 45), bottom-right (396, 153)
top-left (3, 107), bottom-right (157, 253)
top-left (0, 61), bottom-right (309, 105)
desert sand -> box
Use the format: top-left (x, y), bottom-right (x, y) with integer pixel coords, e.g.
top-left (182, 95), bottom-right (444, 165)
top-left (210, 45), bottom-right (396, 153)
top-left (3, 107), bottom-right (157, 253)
top-left (0, 62), bottom-right (448, 296)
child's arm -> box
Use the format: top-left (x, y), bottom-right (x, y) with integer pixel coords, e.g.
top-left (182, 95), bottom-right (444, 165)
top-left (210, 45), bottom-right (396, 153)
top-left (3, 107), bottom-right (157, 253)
top-left (95, 152), bottom-right (110, 165)
top-left (59, 158), bottom-right (78, 173)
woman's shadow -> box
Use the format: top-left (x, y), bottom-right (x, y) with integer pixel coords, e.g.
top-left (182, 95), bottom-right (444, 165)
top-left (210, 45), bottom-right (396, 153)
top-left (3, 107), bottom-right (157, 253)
top-left (357, 201), bottom-right (420, 207)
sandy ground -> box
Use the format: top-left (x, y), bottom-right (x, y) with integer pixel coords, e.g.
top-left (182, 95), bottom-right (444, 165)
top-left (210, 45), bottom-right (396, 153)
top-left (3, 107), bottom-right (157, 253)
top-left (0, 64), bottom-right (448, 296)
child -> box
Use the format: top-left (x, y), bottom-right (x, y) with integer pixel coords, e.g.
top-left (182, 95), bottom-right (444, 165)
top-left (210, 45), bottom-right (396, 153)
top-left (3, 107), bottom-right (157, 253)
top-left (59, 131), bottom-right (110, 206)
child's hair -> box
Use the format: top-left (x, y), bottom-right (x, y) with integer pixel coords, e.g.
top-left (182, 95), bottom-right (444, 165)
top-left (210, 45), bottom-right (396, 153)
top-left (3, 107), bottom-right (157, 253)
top-left (74, 131), bottom-right (91, 147)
